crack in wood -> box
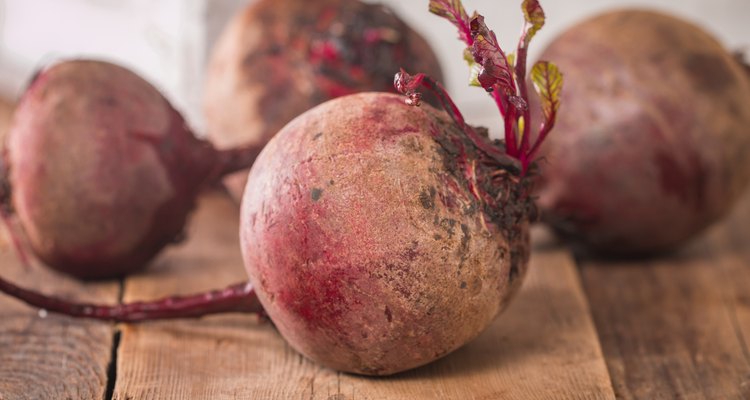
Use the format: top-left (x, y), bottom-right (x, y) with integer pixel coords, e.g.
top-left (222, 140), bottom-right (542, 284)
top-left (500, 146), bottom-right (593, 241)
top-left (104, 279), bottom-right (125, 400)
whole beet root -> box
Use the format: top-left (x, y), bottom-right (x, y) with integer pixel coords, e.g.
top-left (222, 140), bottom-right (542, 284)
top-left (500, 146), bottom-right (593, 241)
top-left (2, 60), bottom-right (261, 279)
top-left (535, 10), bottom-right (750, 256)
top-left (204, 0), bottom-right (444, 201)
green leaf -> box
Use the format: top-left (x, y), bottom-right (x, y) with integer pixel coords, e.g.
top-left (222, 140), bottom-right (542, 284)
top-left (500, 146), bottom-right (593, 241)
top-left (530, 61), bottom-right (562, 121)
top-left (468, 63), bottom-right (482, 87)
top-left (462, 47), bottom-right (482, 87)
top-left (463, 47), bottom-right (474, 65)
top-left (507, 52), bottom-right (516, 68)
top-left (521, 0), bottom-right (545, 47)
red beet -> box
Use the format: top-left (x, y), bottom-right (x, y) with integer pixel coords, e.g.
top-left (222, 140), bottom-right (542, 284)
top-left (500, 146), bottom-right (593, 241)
top-left (234, 0), bottom-right (562, 374)
top-left (0, 60), bottom-right (262, 279)
top-left (0, 0), bottom-right (561, 376)
top-left (239, 91), bottom-right (534, 375)
top-left (204, 0), bottom-right (444, 202)
top-left (534, 10), bottom-right (750, 256)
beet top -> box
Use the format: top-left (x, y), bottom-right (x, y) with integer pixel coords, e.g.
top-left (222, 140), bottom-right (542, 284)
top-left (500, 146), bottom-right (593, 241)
top-left (1, 60), bottom-right (262, 279)
top-left (204, 0), bottom-right (444, 202)
top-left (534, 10), bottom-right (750, 256)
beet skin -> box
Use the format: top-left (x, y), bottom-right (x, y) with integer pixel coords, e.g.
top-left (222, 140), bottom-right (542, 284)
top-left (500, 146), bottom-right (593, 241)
top-left (240, 93), bottom-right (533, 375)
top-left (204, 0), bottom-right (444, 202)
top-left (535, 10), bottom-right (750, 256)
top-left (6, 60), bottom-right (231, 279)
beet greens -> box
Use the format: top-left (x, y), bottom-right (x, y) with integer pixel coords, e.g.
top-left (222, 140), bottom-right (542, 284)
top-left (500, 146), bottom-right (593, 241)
top-left (424, 0), bottom-right (562, 173)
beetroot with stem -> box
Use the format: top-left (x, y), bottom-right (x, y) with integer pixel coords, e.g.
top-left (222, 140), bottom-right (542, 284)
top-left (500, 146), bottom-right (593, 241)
top-left (0, 0), bottom-right (562, 375)
top-left (534, 10), bottom-right (750, 256)
top-left (238, 0), bottom-right (561, 375)
top-left (204, 0), bottom-right (444, 202)
top-left (1, 59), bottom-right (264, 279)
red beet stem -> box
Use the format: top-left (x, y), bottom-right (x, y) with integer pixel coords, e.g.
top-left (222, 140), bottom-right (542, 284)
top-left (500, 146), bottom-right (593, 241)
top-left (527, 110), bottom-right (557, 161)
top-left (429, 0), bottom-right (561, 175)
top-left (0, 276), bottom-right (263, 322)
top-left (213, 142), bottom-right (267, 178)
top-left (514, 46), bottom-right (532, 168)
top-left (394, 70), bottom-right (519, 171)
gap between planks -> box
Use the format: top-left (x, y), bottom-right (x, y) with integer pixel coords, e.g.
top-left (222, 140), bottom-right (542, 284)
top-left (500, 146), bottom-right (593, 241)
top-left (0, 224), bottom-right (121, 400)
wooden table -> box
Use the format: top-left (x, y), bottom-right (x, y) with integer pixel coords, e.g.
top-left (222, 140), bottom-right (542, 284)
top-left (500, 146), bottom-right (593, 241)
top-left (1, 101), bottom-right (750, 399)
top-left (2, 187), bottom-right (750, 400)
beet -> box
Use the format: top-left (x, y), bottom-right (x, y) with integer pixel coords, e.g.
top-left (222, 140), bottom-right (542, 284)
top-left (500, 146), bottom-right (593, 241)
top-left (240, 91), bottom-right (536, 375)
top-left (534, 10), bottom-right (750, 256)
top-left (203, 0), bottom-right (444, 202)
top-left (0, 60), bottom-right (262, 279)
top-left (0, 0), bottom-right (561, 376)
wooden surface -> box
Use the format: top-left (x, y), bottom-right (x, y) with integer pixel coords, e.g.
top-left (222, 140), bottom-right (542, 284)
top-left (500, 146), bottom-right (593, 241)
top-left (580, 193), bottom-right (750, 400)
top-left (111, 194), bottom-right (615, 400)
top-left (1, 92), bottom-right (750, 399)
top-left (4, 193), bottom-right (750, 400)
top-left (0, 198), bottom-right (119, 398)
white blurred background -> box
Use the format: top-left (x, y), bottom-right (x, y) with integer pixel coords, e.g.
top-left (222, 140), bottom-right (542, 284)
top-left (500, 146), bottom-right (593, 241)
top-left (0, 0), bottom-right (748, 132)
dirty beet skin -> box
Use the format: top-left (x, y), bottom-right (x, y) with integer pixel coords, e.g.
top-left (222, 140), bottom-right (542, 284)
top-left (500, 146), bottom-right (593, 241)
top-left (204, 0), bottom-right (443, 202)
top-left (535, 10), bottom-right (750, 256)
top-left (240, 93), bottom-right (532, 375)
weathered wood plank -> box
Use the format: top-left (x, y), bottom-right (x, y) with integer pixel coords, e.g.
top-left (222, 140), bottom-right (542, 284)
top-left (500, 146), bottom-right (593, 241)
top-left (0, 268), bottom-right (119, 400)
top-left (580, 190), bottom-right (750, 399)
top-left (114, 194), bottom-right (615, 400)
top-left (0, 98), bottom-right (120, 400)
top-left (112, 192), bottom-right (280, 400)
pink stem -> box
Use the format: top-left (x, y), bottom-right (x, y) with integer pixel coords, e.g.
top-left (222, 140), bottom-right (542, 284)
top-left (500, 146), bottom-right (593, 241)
top-left (395, 71), bottom-right (512, 165)
top-left (493, 91), bottom-right (518, 157)
top-left (514, 45), bottom-right (532, 162)
top-left (506, 104), bottom-right (519, 158)
top-left (527, 115), bottom-right (556, 161)
top-left (0, 276), bottom-right (263, 322)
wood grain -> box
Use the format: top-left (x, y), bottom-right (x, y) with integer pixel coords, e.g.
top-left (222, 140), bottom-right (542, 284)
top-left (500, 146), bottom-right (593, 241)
top-left (113, 194), bottom-right (615, 400)
top-left (0, 97), bottom-right (120, 400)
top-left (580, 190), bottom-right (750, 399)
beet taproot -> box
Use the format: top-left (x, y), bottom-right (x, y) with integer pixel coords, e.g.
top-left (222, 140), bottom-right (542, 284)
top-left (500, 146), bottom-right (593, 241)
top-left (240, 92), bottom-right (533, 375)
top-left (1, 60), bottom-right (262, 279)
top-left (534, 10), bottom-right (750, 256)
top-left (0, 0), bottom-right (561, 376)
top-left (204, 0), bottom-right (444, 202)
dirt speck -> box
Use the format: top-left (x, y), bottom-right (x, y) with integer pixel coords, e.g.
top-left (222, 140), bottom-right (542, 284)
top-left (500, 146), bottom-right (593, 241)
top-left (384, 305), bottom-right (393, 322)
